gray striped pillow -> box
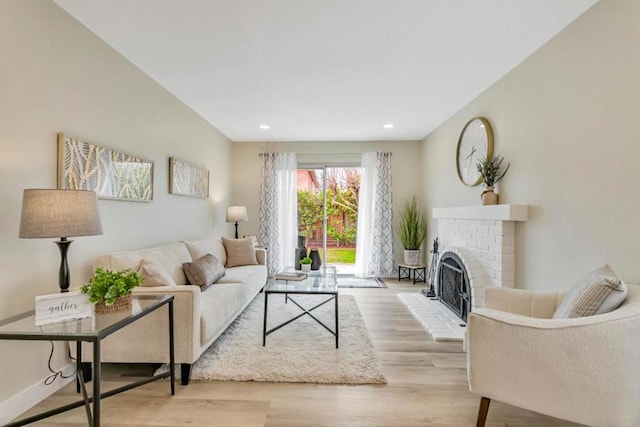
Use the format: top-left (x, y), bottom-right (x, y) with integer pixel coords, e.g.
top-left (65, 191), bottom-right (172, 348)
top-left (553, 265), bottom-right (627, 319)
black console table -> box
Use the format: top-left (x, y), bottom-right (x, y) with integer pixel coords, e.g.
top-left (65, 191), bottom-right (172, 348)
top-left (0, 295), bottom-right (175, 427)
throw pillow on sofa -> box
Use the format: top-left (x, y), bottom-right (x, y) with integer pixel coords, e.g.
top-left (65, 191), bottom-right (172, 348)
top-left (138, 259), bottom-right (177, 287)
top-left (553, 264), bottom-right (628, 319)
top-left (183, 253), bottom-right (225, 290)
top-left (222, 237), bottom-right (258, 267)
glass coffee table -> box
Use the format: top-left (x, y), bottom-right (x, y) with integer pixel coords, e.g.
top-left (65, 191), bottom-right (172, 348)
top-left (278, 265), bottom-right (337, 285)
top-left (263, 271), bottom-right (339, 348)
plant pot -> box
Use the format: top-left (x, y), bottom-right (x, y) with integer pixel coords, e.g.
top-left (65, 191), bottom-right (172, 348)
top-left (301, 264), bottom-right (311, 272)
top-left (295, 248), bottom-right (307, 270)
top-left (94, 294), bottom-right (132, 315)
top-left (481, 186), bottom-right (498, 205)
top-left (403, 249), bottom-right (420, 266)
top-left (309, 249), bottom-right (322, 270)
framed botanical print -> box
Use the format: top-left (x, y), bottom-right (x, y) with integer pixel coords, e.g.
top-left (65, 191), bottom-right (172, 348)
top-left (169, 157), bottom-right (209, 199)
top-left (58, 133), bottom-right (153, 202)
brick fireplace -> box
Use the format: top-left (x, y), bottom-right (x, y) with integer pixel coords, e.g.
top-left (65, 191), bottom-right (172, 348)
top-left (432, 204), bottom-right (528, 310)
top-left (398, 204), bottom-right (528, 341)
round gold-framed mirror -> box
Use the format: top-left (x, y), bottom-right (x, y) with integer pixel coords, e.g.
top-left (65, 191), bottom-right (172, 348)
top-left (456, 117), bottom-right (494, 186)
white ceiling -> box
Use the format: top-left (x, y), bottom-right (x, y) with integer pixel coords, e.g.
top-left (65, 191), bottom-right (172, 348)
top-left (54, 0), bottom-right (597, 142)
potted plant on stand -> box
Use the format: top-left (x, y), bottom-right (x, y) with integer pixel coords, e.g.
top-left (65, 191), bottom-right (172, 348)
top-left (476, 155), bottom-right (510, 205)
top-left (398, 196), bottom-right (426, 266)
top-left (300, 256), bottom-right (313, 272)
top-left (81, 268), bottom-right (144, 314)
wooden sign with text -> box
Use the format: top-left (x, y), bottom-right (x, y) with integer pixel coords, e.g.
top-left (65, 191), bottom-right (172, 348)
top-left (35, 291), bottom-right (92, 326)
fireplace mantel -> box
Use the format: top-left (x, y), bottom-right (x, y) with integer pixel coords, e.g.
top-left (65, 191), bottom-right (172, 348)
top-left (432, 204), bottom-right (528, 222)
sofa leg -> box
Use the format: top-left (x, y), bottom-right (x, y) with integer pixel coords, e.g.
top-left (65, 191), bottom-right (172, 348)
top-left (180, 363), bottom-right (192, 385)
top-left (80, 362), bottom-right (92, 383)
top-left (476, 397), bottom-right (491, 427)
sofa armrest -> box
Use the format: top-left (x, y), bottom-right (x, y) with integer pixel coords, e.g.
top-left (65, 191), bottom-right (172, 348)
top-left (483, 287), bottom-right (563, 318)
top-left (83, 285), bottom-right (202, 364)
top-left (255, 247), bottom-right (267, 266)
top-left (133, 285), bottom-right (201, 358)
top-left (467, 308), bottom-right (640, 426)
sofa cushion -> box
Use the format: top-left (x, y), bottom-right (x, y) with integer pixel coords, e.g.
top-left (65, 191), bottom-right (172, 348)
top-left (222, 237), bottom-right (258, 267)
top-left (183, 254), bottom-right (225, 290)
top-left (184, 238), bottom-right (226, 265)
top-left (216, 265), bottom-right (267, 288)
top-left (138, 259), bottom-right (176, 287)
top-left (553, 264), bottom-right (628, 319)
top-left (199, 283), bottom-right (250, 344)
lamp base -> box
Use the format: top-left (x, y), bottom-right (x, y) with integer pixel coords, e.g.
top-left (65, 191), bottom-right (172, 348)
top-left (234, 222), bottom-right (239, 239)
top-left (54, 239), bottom-right (73, 293)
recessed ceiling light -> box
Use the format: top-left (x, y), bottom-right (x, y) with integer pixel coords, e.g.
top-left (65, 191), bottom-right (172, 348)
top-left (383, 124), bottom-right (394, 129)
top-left (259, 124), bottom-right (270, 130)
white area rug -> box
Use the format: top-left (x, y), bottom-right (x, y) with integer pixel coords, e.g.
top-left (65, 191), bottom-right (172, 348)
top-left (159, 293), bottom-right (386, 384)
top-left (398, 293), bottom-right (466, 341)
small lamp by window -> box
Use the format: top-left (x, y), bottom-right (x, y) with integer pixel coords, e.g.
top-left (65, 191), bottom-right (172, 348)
top-left (19, 189), bottom-right (103, 293)
top-left (226, 206), bottom-right (248, 239)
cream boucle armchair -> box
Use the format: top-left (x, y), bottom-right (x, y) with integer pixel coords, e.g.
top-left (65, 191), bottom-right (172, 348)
top-left (466, 285), bottom-right (640, 427)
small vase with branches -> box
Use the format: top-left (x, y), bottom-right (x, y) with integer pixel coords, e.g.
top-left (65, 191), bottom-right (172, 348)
top-left (476, 155), bottom-right (510, 205)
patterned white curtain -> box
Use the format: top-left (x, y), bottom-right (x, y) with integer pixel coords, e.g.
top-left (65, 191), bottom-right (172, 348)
top-left (355, 152), bottom-right (395, 277)
top-left (258, 152), bottom-right (297, 274)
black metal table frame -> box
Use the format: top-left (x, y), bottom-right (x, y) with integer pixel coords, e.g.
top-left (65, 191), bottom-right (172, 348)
top-left (263, 291), bottom-right (339, 348)
top-left (398, 265), bottom-right (427, 285)
top-left (0, 295), bottom-right (175, 427)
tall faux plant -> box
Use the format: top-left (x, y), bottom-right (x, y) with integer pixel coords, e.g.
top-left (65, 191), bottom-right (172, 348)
top-left (398, 196), bottom-right (426, 250)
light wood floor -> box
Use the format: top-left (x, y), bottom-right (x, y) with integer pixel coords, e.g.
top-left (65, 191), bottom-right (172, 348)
top-left (18, 280), bottom-right (584, 426)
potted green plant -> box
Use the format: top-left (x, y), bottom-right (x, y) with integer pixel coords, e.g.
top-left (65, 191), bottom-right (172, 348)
top-left (300, 256), bottom-right (313, 272)
top-left (476, 155), bottom-right (510, 205)
top-left (80, 267), bottom-right (144, 314)
top-left (398, 196), bottom-right (426, 266)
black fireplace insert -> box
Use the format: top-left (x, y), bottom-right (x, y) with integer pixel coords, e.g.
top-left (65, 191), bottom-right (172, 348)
top-left (437, 252), bottom-right (471, 322)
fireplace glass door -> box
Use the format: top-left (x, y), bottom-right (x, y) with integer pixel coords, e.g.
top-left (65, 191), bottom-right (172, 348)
top-left (437, 252), bottom-right (471, 322)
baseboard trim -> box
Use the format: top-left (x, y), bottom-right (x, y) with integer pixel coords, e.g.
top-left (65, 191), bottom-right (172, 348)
top-left (0, 362), bottom-right (75, 425)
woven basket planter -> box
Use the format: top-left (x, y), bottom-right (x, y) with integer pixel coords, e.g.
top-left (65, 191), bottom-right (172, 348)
top-left (94, 294), bottom-right (132, 315)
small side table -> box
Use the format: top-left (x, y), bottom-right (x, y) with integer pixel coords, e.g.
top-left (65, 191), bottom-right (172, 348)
top-left (398, 264), bottom-right (427, 285)
top-left (0, 295), bottom-right (175, 427)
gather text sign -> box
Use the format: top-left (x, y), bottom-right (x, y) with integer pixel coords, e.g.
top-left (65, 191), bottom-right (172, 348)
top-left (35, 291), bottom-right (92, 326)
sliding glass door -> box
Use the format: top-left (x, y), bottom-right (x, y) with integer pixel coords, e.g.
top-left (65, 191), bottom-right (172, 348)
top-left (297, 166), bottom-right (360, 274)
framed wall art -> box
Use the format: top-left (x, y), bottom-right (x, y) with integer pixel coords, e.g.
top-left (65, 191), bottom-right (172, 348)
top-left (58, 133), bottom-right (154, 202)
top-left (169, 157), bottom-right (209, 199)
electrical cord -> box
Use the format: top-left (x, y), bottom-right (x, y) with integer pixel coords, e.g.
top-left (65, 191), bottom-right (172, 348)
top-left (44, 341), bottom-right (76, 386)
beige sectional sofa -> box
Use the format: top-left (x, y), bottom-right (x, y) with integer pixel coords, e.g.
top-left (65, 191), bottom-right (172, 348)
top-left (83, 237), bottom-right (267, 385)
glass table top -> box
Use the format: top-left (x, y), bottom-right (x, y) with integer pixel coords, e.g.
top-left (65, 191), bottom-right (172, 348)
top-left (280, 265), bottom-right (337, 282)
top-left (0, 295), bottom-right (171, 339)
top-left (266, 278), bottom-right (338, 294)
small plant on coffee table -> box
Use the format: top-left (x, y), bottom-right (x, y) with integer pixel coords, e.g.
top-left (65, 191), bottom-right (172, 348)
top-left (300, 257), bottom-right (312, 271)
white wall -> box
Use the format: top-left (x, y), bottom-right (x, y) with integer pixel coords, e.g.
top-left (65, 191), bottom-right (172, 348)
top-left (230, 141), bottom-right (423, 266)
top-left (421, 0), bottom-right (640, 291)
top-left (0, 0), bottom-right (231, 415)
